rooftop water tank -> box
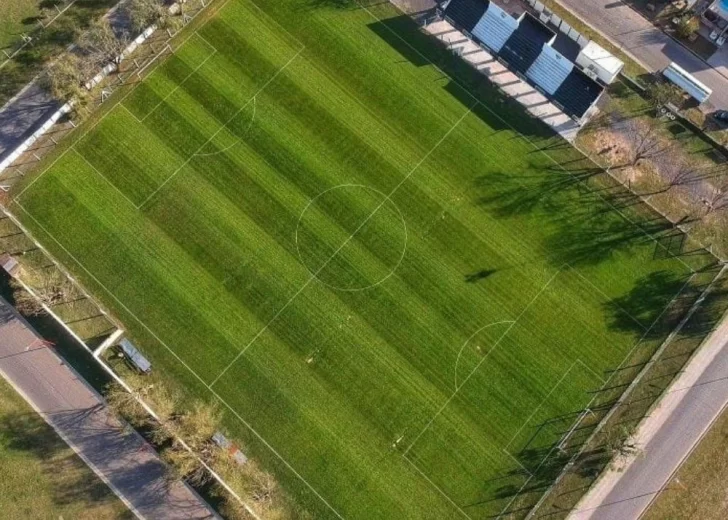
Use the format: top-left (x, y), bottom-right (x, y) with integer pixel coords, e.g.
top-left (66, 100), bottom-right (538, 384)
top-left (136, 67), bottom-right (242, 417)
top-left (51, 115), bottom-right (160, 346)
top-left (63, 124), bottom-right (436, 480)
top-left (718, 0), bottom-right (728, 19)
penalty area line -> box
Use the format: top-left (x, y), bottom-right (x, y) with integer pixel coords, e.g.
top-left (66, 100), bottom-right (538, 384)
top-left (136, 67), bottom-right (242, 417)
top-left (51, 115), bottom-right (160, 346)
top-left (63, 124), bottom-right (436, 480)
top-left (12, 199), bottom-right (346, 520)
top-left (136, 45), bottom-right (305, 210)
top-left (403, 266), bottom-right (566, 458)
top-left (208, 104), bottom-right (474, 388)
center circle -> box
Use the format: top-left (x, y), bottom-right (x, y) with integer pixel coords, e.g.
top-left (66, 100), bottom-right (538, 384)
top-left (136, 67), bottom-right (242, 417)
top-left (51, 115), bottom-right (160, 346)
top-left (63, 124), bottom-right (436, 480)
top-left (295, 184), bottom-right (408, 291)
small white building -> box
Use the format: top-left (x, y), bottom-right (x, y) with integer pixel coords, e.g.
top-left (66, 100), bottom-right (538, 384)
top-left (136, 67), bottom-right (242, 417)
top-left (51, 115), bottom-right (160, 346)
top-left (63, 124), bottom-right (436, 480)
top-left (662, 62), bottom-right (713, 104)
top-left (576, 41), bottom-right (624, 85)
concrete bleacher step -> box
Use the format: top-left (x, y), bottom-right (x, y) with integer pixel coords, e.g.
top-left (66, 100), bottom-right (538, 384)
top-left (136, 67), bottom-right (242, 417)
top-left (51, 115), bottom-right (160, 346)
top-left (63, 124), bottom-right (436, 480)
top-left (422, 19), bottom-right (581, 142)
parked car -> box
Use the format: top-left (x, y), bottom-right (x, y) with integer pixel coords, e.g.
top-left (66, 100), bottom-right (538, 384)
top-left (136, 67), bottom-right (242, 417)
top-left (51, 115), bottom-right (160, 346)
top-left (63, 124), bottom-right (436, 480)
top-left (713, 110), bottom-right (728, 124)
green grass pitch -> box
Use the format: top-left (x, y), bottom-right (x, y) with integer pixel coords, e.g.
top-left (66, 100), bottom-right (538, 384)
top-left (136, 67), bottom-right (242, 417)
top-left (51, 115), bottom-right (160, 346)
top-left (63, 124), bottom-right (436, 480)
top-left (10, 0), bottom-right (719, 517)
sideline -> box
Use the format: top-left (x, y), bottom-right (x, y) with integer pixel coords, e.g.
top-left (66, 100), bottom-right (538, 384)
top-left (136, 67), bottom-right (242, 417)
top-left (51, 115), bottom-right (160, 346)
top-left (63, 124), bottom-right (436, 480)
top-left (568, 266), bottom-right (728, 520)
top-left (0, 296), bottom-right (218, 520)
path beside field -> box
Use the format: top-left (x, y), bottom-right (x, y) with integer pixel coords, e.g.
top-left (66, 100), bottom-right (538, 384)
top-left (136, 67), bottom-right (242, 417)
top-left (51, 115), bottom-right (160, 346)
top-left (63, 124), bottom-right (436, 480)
top-left (0, 0), bottom-right (131, 169)
top-left (0, 296), bottom-right (218, 520)
top-left (0, 83), bottom-right (59, 165)
top-left (569, 301), bottom-right (728, 520)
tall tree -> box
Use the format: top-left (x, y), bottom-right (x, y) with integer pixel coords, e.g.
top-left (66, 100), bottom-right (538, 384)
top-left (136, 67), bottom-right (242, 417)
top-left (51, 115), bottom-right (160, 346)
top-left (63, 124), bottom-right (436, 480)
top-left (124, 0), bottom-right (165, 34)
top-left (624, 119), bottom-right (673, 167)
top-left (78, 19), bottom-right (129, 67)
top-left (42, 54), bottom-right (84, 102)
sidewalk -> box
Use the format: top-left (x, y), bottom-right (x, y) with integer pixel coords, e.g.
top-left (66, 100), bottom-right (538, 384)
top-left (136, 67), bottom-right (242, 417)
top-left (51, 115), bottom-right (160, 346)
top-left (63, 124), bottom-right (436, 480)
top-left (569, 281), bottom-right (728, 520)
top-left (0, 84), bottom-right (59, 165)
top-left (556, 0), bottom-right (728, 110)
top-left (0, 0), bottom-right (131, 170)
top-left (0, 296), bottom-right (218, 520)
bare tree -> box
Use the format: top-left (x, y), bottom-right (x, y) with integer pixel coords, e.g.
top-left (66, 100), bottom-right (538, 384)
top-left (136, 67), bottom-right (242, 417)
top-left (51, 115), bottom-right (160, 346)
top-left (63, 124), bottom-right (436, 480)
top-left (10, 279), bottom-right (44, 316)
top-left (163, 442), bottom-right (211, 486)
top-left (124, 0), bottom-right (165, 34)
top-left (19, 266), bottom-right (80, 308)
top-left (703, 180), bottom-right (728, 216)
top-left (643, 153), bottom-right (700, 195)
top-left (105, 381), bottom-right (150, 427)
top-left (175, 400), bottom-right (221, 450)
top-left (604, 425), bottom-right (641, 460)
top-left (623, 119), bottom-right (673, 167)
top-left (78, 19), bottom-right (129, 67)
top-left (41, 54), bottom-right (84, 102)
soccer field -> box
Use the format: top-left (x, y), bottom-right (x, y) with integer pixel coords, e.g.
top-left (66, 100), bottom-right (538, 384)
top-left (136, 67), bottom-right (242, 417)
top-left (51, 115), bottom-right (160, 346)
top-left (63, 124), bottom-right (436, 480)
top-left (9, 0), bottom-right (718, 518)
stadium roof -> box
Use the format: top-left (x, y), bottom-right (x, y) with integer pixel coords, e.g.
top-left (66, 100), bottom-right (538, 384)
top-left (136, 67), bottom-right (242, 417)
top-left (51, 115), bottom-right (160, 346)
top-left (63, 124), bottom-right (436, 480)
top-left (499, 13), bottom-right (554, 75)
top-left (442, 0), bottom-right (603, 119)
top-left (442, 0), bottom-right (489, 33)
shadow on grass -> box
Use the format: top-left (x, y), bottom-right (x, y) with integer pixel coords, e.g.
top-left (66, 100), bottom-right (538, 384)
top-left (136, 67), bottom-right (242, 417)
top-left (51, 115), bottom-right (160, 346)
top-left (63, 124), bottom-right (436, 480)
top-left (0, 409), bottom-right (134, 517)
top-left (366, 14), bottom-right (565, 141)
top-left (0, 272), bottom-right (112, 393)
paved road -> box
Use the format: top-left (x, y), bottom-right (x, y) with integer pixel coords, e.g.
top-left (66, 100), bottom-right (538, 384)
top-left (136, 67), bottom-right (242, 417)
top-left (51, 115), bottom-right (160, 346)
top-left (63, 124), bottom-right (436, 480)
top-left (556, 0), bottom-right (728, 110)
top-left (569, 282), bottom-right (728, 520)
top-left (0, 0), bottom-right (130, 167)
top-left (0, 296), bottom-right (218, 520)
top-left (0, 83), bottom-right (58, 164)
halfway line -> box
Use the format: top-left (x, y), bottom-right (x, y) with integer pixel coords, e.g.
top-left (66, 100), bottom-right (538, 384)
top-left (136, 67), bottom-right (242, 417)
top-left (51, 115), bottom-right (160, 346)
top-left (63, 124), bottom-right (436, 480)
top-left (208, 105), bottom-right (474, 387)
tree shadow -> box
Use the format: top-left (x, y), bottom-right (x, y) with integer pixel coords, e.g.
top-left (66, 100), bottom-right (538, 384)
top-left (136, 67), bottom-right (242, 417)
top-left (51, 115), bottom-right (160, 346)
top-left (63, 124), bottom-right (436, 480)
top-left (604, 268), bottom-right (727, 342)
top-left (21, 15), bottom-right (44, 26)
top-left (604, 271), bottom-right (689, 338)
top-left (465, 269), bottom-right (496, 283)
top-left (304, 0), bottom-right (368, 9)
top-left (546, 213), bottom-right (674, 267)
top-left (0, 272), bottom-right (112, 392)
top-left (366, 14), bottom-right (564, 140)
top-left (0, 410), bottom-right (134, 516)
top-left (474, 166), bottom-right (602, 219)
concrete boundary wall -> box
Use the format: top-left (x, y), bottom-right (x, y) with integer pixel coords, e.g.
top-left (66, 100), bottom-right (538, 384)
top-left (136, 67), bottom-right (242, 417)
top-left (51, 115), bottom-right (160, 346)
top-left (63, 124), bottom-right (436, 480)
top-left (0, 102), bottom-right (72, 174)
top-left (0, 0), bottom-right (187, 175)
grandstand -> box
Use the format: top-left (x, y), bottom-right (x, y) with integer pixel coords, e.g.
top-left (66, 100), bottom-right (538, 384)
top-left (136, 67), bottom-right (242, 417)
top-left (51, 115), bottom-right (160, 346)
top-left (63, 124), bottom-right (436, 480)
top-left (440, 0), bottom-right (606, 121)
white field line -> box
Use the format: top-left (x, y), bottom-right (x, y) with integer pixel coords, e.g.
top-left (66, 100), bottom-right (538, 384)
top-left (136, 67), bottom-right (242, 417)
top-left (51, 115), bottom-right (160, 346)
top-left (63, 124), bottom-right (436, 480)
top-left (136, 46), bottom-right (305, 209)
top-left (402, 266), bottom-right (566, 458)
top-left (503, 448), bottom-right (535, 479)
top-left (12, 14), bottom-right (228, 204)
top-left (132, 43), bottom-right (173, 78)
top-left (569, 266), bottom-right (648, 333)
top-left (247, 0), bottom-right (306, 51)
top-left (576, 358), bottom-right (607, 385)
top-left (504, 361), bottom-right (580, 453)
top-left (12, 40), bottom-right (179, 203)
top-left (73, 148), bottom-right (138, 207)
top-left (5, 4), bottom-right (329, 518)
top-left (11, 3), bottom-right (706, 517)
top-left (499, 272), bottom-right (701, 519)
top-left (13, 200), bottom-right (212, 391)
top-left (293, 183), bottom-right (409, 293)
top-left (354, 1), bottom-right (695, 274)
top-left (207, 387), bottom-right (346, 520)
top-left (134, 38), bottom-right (218, 123)
top-left (453, 320), bottom-right (515, 390)
top-left (194, 96), bottom-right (257, 158)
top-left (402, 456), bottom-right (472, 520)
top-left (13, 199), bottom-right (343, 519)
top-left (209, 105), bottom-right (474, 388)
